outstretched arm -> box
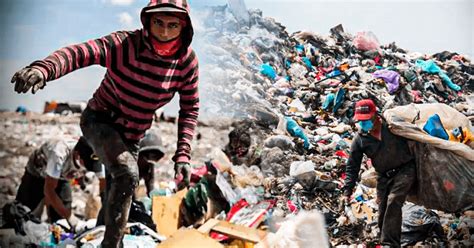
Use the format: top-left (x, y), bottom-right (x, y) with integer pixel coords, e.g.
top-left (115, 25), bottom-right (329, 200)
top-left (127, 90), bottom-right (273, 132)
top-left (29, 34), bottom-right (113, 81)
top-left (11, 32), bottom-right (124, 94)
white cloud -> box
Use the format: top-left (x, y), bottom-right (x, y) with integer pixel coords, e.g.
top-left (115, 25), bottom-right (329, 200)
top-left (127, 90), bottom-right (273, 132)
top-left (118, 12), bottom-right (134, 28)
top-left (110, 0), bottom-right (135, 6)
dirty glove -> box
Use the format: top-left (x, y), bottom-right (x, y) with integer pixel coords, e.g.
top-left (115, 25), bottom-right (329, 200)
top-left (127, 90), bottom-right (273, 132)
top-left (11, 67), bottom-right (46, 94)
top-left (175, 162), bottom-right (191, 190)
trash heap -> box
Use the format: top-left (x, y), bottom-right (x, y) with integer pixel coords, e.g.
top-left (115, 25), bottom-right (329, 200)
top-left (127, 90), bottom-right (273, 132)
top-left (191, 2), bottom-right (474, 247)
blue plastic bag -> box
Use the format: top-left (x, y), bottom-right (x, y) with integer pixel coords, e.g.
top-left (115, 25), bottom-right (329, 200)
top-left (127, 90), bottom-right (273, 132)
top-left (302, 57), bottom-right (313, 71)
top-left (333, 88), bottom-right (346, 114)
top-left (326, 69), bottom-right (341, 78)
top-left (260, 63), bottom-right (277, 80)
top-left (284, 58), bottom-right (292, 69)
top-left (322, 93), bottom-right (335, 111)
top-left (423, 114), bottom-right (449, 140)
top-left (295, 44), bottom-right (305, 54)
top-left (415, 60), bottom-right (461, 91)
top-left (285, 117), bottom-right (310, 149)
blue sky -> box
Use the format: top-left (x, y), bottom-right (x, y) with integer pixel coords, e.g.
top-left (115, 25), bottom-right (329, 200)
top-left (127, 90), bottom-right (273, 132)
top-left (1, 0), bottom-right (472, 112)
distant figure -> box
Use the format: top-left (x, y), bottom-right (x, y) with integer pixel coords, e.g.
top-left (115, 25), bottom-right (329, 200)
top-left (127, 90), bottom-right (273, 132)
top-left (137, 129), bottom-right (165, 195)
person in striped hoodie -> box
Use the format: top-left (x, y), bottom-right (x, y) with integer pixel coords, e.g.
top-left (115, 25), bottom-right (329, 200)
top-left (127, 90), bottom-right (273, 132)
top-left (11, 0), bottom-right (198, 246)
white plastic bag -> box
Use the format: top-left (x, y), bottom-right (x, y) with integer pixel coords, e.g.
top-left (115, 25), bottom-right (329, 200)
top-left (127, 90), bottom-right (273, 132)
top-left (289, 161), bottom-right (315, 177)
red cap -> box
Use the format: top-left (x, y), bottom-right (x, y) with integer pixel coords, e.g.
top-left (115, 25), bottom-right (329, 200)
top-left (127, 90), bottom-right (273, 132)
top-left (354, 99), bottom-right (376, 121)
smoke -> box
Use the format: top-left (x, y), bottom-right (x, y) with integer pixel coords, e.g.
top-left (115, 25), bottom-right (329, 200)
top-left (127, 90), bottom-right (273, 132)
top-left (189, 2), bottom-right (285, 120)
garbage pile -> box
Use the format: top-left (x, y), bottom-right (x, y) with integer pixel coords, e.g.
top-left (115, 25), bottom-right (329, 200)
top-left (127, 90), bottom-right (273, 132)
top-left (192, 2), bottom-right (473, 247)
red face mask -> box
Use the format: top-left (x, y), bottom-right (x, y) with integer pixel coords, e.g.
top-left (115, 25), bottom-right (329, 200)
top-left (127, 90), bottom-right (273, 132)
top-left (150, 36), bottom-right (182, 57)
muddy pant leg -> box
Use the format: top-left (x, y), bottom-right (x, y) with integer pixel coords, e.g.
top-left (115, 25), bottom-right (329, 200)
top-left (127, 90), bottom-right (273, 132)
top-left (80, 108), bottom-right (139, 248)
top-left (376, 175), bottom-right (390, 232)
top-left (380, 164), bottom-right (416, 247)
top-left (96, 173), bottom-right (111, 227)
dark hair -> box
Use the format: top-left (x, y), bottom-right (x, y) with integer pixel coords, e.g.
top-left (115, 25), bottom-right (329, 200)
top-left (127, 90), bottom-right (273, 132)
top-left (74, 137), bottom-right (100, 172)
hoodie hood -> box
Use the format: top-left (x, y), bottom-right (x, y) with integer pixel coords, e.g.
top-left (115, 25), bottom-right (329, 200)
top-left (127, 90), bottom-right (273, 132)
top-left (140, 0), bottom-right (194, 57)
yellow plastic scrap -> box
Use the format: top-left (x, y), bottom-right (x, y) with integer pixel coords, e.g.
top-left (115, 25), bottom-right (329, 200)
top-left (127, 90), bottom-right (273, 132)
top-left (448, 127), bottom-right (473, 145)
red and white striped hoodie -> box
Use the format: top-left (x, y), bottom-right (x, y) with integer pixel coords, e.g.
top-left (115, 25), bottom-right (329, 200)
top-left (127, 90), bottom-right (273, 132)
top-left (30, 0), bottom-right (199, 163)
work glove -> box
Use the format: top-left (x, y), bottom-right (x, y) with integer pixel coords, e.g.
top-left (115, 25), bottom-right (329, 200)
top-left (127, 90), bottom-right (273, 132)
top-left (174, 162), bottom-right (191, 190)
top-left (11, 67), bottom-right (46, 94)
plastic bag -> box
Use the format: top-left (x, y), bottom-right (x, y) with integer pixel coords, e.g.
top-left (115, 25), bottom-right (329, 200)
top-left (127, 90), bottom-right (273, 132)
top-left (289, 161), bottom-right (314, 177)
top-left (285, 117), bottom-right (311, 149)
top-left (231, 165), bottom-right (265, 187)
top-left (401, 203), bottom-right (445, 246)
top-left (288, 98), bottom-right (306, 112)
top-left (407, 142), bottom-right (474, 213)
top-left (260, 63), bottom-right (277, 80)
top-left (216, 171), bottom-right (239, 204)
top-left (264, 135), bottom-right (295, 150)
top-left (256, 210), bottom-right (329, 248)
top-left (372, 69), bottom-right (400, 94)
top-left (128, 200), bottom-right (156, 231)
top-left (23, 221), bottom-right (50, 245)
top-left (384, 104), bottom-right (474, 212)
top-left (1, 201), bottom-right (38, 235)
top-left (353, 31), bottom-right (380, 51)
top-left (384, 103), bottom-right (474, 159)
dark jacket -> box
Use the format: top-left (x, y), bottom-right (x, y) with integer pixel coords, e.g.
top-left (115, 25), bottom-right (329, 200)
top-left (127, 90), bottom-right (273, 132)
top-left (344, 123), bottom-right (414, 194)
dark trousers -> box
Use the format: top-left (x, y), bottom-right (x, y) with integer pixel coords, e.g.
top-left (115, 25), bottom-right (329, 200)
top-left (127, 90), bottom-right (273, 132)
top-left (15, 170), bottom-right (72, 222)
top-left (376, 162), bottom-right (416, 247)
top-left (80, 107), bottom-right (139, 248)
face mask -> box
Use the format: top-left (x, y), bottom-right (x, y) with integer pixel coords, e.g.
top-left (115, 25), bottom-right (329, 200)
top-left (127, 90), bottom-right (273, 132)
top-left (150, 35), bottom-right (182, 57)
top-left (358, 120), bottom-right (374, 133)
